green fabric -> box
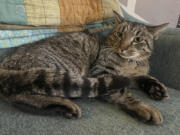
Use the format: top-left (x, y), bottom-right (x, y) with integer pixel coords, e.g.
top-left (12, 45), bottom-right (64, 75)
top-left (0, 0), bottom-right (27, 25)
top-left (150, 28), bottom-right (180, 90)
top-left (0, 87), bottom-right (179, 135)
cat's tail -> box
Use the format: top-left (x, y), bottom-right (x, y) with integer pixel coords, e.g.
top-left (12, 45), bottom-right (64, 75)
top-left (0, 68), bottom-right (130, 98)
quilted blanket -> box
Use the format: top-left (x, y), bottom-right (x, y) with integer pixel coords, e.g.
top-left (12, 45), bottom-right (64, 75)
top-left (0, 0), bottom-right (122, 31)
top-left (0, 0), bottom-right (145, 48)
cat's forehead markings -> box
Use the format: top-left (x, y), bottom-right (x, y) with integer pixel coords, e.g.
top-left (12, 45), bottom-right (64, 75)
top-left (134, 30), bottom-right (140, 35)
top-left (130, 27), bottom-right (140, 34)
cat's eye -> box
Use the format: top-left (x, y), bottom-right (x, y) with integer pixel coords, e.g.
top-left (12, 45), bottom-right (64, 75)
top-left (117, 32), bottom-right (122, 37)
top-left (114, 32), bottom-right (122, 37)
top-left (134, 37), bottom-right (143, 43)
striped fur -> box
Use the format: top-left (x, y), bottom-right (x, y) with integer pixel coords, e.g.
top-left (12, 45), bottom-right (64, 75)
top-left (0, 68), bottom-right (129, 98)
top-left (0, 11), bottom-right (169, 123)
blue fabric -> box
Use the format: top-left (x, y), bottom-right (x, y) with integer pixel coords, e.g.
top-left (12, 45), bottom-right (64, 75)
top-left (0, 21), bottom-right (114, 48)
top-left (0, 0), bottom-right (27, 25)
top-left (0, 29), bottom-right (58, 48)
top-left (85, 19), bottom-right (115, 29)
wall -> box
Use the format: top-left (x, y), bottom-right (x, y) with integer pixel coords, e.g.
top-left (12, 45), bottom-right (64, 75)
top-left (119, 0), bottom-right (180, 27)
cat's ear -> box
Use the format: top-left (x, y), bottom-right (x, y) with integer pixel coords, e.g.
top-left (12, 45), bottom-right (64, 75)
top-left (147, 23), bottom-right (169, 40)
top-left (113, 10), bottom-right (125, 24)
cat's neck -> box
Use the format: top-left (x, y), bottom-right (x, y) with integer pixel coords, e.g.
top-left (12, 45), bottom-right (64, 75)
top-left (126, 58), bottom-right (149, 66)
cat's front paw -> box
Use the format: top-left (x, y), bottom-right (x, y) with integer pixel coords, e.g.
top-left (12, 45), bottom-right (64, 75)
top-left (125, 102), bottom-right (163, 124)
top-left (140, 79), bottom-right (169, 100)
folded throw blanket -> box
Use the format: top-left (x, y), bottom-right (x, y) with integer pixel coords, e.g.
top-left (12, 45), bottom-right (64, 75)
top-left (0, 0), bottom-right (146, 48)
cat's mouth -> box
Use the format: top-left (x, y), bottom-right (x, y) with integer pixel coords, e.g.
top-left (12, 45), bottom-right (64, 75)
top-left (119, 51), bottom-right (140, 60)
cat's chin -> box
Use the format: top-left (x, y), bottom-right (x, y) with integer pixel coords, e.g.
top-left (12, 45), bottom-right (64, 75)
top-left (119, 54), bottom-right (147, 62)
top-left (119, 53), bottom-right (139, 60)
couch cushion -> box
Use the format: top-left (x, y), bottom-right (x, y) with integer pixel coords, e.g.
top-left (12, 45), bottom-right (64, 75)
top-left (150, 28), bottom-right (180, 90)
top-left (0, 87), bottom-right (179, 135)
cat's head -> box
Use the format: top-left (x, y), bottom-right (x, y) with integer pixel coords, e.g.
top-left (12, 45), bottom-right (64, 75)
top-left (106, 11), bottom-right (169, 61)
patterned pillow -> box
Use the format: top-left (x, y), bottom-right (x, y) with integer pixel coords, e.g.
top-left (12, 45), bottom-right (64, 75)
top-left (0, 0), bottom-right (146, 48)
top-left (0, 0), bottom-right (122, 32)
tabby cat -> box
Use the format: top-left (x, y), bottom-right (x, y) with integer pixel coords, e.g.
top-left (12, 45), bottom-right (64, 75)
top-left (0, 11), bottom-right (169, 124)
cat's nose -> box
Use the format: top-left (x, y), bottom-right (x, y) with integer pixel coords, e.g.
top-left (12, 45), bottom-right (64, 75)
top-left (120, 49), bottom-right (125, 53)
top-left (120, 42), bottom-right (128, 50)
top-left (120, 44), bottom-right (126, 52)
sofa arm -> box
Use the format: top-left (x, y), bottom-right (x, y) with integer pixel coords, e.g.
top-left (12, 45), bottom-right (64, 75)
top-left (150, 28), bottom-right (180, 90)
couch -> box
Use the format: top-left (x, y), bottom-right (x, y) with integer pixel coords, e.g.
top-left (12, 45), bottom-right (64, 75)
top-left (0, 28), bottom-right (179, 135)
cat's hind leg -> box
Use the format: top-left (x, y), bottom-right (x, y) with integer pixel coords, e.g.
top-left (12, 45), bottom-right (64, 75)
top-left (4, 94), bottom-right (81, 118)
top-left (98, 88), bottom-right (163, 124)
